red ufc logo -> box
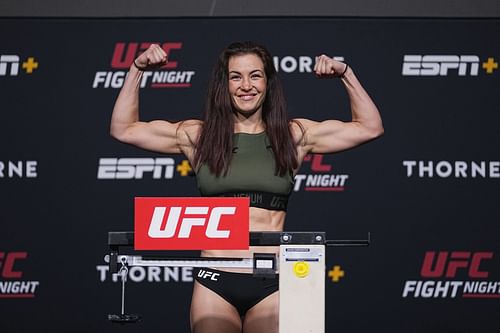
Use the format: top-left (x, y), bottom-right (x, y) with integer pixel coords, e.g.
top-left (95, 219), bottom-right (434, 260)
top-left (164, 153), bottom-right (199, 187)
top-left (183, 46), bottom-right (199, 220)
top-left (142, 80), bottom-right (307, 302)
top-left (0, 252), bottom-right (27, 278)
top-left (420, 251), bottom-right (493, 278)
top-left (135, 197), bottom-right (249, 250)
top-left (303, 154), bottom-right (332, 172)
top-left (111, 42), bottom-right (182, 69)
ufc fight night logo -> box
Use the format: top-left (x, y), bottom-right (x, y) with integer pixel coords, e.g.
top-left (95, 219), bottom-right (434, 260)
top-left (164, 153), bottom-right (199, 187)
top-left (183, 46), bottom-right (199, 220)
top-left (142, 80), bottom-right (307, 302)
top-left (293, 154), bottom-right (349, 192)
top-left (402, 251), bottom-right (499, 299)
top-left (92, 42), bottom-right (196, 88)
top-left (0, 252), bottom-right (40, 298)
top-left (135, 197), bottom-right (249, 250)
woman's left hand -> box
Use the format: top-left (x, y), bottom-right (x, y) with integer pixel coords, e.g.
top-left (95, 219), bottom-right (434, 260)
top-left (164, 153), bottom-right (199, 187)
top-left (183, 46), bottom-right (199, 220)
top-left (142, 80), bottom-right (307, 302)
top-left (313, 54), bottom-right (348, 78)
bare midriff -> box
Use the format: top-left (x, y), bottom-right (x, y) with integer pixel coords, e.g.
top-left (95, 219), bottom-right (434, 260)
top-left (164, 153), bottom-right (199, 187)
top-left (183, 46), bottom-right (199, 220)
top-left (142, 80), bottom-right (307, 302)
top-left (201, 207), bottom-right (286, 273)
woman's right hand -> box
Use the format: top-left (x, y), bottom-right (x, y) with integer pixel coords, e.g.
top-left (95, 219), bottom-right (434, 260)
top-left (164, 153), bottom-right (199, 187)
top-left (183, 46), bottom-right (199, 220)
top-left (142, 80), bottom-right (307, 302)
top-left (134, 44), bottom-right (168, 70)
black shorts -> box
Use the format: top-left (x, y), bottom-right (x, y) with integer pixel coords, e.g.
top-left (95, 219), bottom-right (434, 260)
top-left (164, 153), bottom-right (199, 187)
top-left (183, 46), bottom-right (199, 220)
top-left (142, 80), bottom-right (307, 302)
top-left (193, 268), bottom-right (279, 317)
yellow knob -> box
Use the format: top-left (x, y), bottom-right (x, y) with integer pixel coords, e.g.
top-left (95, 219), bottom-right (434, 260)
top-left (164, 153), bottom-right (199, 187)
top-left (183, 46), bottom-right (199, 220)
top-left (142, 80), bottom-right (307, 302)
top-left (293, 261), bottom-right (309, 278)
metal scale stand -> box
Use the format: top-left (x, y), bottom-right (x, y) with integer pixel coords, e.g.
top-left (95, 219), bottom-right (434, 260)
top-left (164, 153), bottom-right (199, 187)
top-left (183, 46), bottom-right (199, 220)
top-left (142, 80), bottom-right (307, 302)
top-left (105, 231), bottom-right (370, 332)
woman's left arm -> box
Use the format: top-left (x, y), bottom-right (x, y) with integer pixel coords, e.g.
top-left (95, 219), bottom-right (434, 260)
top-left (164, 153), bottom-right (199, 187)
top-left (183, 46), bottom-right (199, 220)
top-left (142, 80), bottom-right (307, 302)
top-left (296, 55), bottom-right (384, 154)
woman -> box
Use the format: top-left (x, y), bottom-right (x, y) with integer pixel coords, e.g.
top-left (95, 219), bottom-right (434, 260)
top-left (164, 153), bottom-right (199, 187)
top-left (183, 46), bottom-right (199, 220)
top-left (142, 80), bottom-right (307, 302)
top-left (110, 41), bottom-right (383, 333)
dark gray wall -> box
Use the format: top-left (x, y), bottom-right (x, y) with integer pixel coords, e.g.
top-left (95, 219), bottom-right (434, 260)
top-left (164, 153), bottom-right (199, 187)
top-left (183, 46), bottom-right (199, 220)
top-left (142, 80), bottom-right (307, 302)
top-left (1, 0), bottom-right (500, 17)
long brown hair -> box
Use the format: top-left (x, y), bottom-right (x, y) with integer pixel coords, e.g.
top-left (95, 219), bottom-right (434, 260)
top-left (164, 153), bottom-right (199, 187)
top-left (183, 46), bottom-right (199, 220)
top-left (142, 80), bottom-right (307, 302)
top-left (193, 41), bottom-right (298, 177)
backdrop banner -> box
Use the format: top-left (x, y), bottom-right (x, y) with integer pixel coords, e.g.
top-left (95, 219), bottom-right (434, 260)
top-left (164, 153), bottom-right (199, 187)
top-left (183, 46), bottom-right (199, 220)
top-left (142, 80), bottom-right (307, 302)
top-left (0, 18), bottom-right (499, 332)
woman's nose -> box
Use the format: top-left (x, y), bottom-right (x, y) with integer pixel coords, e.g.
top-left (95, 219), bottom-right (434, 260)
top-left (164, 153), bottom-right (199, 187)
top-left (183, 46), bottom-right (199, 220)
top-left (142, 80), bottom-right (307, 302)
top-left (241, 77), bottom-right (252, 90)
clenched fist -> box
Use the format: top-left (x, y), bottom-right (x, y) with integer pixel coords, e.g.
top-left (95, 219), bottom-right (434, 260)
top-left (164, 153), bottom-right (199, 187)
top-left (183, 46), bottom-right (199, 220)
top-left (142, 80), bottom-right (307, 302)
top-left (314, 54), bottom-right (348, 78)
top-left (134, 44), bottom-right (168, 70)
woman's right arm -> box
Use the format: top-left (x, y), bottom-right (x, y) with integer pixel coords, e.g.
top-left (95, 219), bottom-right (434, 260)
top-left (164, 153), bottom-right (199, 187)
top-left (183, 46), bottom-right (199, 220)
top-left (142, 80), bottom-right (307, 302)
top-left (110, 44), bottom-right (199, 155)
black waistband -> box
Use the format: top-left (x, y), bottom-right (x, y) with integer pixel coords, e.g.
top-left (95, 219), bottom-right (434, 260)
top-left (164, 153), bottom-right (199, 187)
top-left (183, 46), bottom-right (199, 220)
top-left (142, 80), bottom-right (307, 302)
top-left (212, 191), bottom-right (289, 211)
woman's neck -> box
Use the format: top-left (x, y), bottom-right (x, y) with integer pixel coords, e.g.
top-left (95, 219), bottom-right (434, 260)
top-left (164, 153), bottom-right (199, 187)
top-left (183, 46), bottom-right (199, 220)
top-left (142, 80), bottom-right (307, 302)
top-left (233, 114), bottom-right (265, 134)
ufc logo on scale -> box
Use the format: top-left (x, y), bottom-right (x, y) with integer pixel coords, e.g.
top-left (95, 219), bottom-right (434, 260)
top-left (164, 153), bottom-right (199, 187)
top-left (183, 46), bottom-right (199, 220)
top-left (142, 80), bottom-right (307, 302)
top-left (135, 197), bottom-right (249, 250)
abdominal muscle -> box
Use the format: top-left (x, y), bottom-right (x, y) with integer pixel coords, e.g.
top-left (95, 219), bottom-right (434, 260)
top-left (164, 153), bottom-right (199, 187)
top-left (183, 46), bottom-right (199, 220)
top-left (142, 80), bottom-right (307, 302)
top-left (201, 207), bottom-right (286, 273)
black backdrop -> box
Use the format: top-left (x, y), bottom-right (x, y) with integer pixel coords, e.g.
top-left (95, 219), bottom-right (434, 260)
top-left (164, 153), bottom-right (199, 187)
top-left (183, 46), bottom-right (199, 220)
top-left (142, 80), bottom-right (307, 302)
top-left (1, 18), bottom-right (499, 332)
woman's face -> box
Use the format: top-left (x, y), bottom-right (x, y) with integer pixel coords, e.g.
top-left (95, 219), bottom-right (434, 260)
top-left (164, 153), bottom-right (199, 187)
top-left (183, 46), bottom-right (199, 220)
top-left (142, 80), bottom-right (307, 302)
top-left (228, 53), bottom-right (267, 116)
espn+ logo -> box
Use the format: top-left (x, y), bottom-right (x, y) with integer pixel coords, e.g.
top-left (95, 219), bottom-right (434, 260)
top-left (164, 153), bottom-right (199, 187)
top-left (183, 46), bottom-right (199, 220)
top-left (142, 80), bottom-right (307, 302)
top-left (0, 55), bottom-right (39, 76)
top-left (97, 158), bottom-right (175, 179)
top-left (135, 197), bottom-right (250, 250)
top-left (402, 55), bottom-right (480, 76)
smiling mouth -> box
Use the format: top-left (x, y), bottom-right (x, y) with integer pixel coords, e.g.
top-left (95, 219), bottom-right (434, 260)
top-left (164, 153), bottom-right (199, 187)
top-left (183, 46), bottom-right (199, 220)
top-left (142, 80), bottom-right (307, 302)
top-left (238, 94), bottom-right (257, 101)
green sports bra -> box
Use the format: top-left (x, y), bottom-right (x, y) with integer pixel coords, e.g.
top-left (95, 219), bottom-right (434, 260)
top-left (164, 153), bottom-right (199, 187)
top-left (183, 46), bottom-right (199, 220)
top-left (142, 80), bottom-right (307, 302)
top-left (195, 132), bottom-right (294, 211)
